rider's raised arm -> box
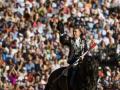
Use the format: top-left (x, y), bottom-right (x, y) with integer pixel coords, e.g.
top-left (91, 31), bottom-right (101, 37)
top-left (57, 19), bottom-right (71, 46)
top-left (59, 31), bottom-right (71, 46)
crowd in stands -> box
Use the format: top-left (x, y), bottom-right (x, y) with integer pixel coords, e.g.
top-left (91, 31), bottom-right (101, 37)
top-left (0, 0), bottom-right (119, 90)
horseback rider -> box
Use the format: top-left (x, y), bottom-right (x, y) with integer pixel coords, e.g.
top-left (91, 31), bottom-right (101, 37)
top-left (58, 22), bottom-right (89, 87)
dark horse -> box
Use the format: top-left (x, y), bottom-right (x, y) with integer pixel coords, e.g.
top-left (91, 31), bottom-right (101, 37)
top-left (45, 55), bottom-right (98, 90)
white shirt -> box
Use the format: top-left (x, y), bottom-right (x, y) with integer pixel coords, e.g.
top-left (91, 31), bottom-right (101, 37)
top-left (75, 38), bottom-right (80, 47)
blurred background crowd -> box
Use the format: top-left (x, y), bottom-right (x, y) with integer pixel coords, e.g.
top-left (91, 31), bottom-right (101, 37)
top-left (0, 0), bottom-right (120, 90)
